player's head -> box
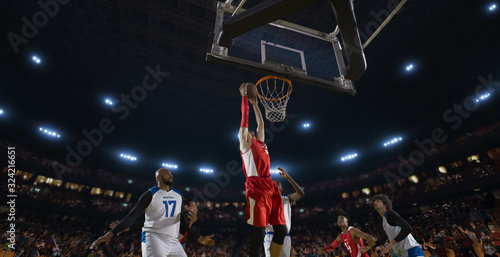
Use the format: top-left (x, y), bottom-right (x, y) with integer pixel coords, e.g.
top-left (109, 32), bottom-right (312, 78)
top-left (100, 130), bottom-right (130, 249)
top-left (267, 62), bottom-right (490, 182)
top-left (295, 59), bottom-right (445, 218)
top-left (274, 180), bottom-right (283, 193)
top-left (155, 168), bottom-right (174, 186)
top-left (183, 198), bottom-right (197, 213)
top-left (337, 212), bottom-right (349, 227)
top-left (372, 194), bottom-right (392, 210)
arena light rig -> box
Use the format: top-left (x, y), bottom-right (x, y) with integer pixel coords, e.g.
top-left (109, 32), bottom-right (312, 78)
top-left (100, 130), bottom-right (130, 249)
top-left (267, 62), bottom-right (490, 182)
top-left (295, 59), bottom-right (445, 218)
top-left (199, 168), bottom-right (213, 173)
top-left (162, 163), bottom-right (178, 169)
top-left (120, 154), bottom-right (137, 161)
top-left (341, 153), bottom-right (358, 162)
top-left (39, 127), bottom-right (61, 138)
top-left (383, 137), bottom-right (403, 147)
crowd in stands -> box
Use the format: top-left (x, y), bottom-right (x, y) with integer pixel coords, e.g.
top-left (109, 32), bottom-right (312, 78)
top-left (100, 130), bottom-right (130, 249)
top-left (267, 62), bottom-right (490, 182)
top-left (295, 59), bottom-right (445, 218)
top-left (3, 192), bottom-right (499, 257)
top-left (1, 120), bottom-right (500, 256)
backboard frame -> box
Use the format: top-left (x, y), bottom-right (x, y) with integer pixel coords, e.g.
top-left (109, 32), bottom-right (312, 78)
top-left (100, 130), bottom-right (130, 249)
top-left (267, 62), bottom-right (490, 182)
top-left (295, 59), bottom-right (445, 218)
top-left (206, 0), bottom-right (367, 96)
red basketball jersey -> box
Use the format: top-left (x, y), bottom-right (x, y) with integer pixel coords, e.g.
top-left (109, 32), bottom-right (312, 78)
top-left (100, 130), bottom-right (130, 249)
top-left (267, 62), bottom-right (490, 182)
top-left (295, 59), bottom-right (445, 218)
top-left (240, 137), bottom-right (271, 178)
top-left (340, 227), bottom-right (369, 257)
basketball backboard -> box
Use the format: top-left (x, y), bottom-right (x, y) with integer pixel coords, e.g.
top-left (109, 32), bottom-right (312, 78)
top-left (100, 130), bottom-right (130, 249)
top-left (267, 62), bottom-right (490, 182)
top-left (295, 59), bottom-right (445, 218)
top-left (206, 0), bottom-right (367, 96)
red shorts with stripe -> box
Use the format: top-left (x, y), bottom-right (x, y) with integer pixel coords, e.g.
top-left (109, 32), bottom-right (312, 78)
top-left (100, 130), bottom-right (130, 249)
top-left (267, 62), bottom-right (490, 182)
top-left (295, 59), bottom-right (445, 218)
top-left (245, 177), bottom-right (285, 227)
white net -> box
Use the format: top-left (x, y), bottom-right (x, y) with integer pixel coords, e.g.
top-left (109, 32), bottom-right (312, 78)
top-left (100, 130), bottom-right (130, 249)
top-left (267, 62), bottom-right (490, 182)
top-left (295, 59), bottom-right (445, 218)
top-left (255, 76), bottom-right (293, 122)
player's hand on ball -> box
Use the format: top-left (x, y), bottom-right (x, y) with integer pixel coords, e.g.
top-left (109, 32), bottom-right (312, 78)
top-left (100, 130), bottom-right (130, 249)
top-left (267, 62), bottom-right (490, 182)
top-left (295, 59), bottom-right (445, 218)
top-left (239, 83), bottom-right (248, 97)
top-left (248, 96), bottom-right (258, 106)
top-left (277, 167), bottom-right (290, 179)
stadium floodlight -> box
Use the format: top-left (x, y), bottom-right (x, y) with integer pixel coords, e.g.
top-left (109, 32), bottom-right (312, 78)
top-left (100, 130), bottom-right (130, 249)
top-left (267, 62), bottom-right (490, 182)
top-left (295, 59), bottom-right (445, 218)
top-left (162, 163), bottom-right (178, 169)
top-left (303, 123), bottom-right (310, 128)
top-left (341, 153), bottom-right (358, 162)
top-left (0, 109), bottom-right (3, 115)
top-left (476, 93), bottom-right (491, 102)
top-left (39, 127), bottom-right (61, 138)
top-left (489, 4), bottom-right (497, 11)
top-left (383, 137), bottom-right (403, 147)
top-left (32, 56), bottom-right (41, 64)
top-left (199, 168), bottom-right (214, 173)
top-left (405, 64), bottom-right (414, 71)
top-left (105, 98), bottom-right (114, 105)
top-left (120, 154), bottom-right (137, 161)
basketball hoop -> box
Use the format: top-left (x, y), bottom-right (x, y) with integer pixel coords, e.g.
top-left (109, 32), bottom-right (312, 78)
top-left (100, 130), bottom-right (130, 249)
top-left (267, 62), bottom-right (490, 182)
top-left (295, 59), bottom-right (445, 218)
top-left (255, 75), bottom-right (293, 122)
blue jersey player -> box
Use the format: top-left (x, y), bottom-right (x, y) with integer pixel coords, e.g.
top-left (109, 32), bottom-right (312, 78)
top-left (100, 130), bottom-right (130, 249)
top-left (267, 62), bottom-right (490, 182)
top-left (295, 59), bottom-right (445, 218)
top-left (91, 168), bottom-right (186, 257)
top-left (371, 194), bottom-right (424, 257)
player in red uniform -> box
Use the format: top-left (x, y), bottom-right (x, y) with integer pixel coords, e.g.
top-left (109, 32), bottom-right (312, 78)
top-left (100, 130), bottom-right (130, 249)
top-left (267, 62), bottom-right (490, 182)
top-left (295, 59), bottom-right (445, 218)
top-left (323, 213), bottom-right (376, 257)
top-left (239, 82), bottom-right (287, 257)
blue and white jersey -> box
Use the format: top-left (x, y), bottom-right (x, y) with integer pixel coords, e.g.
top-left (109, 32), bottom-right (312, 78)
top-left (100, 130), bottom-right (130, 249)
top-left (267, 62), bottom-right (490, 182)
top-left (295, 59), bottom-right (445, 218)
top-left (382, 211), bottom-right (420, 256)
top-left (143, 186), bottom-right (183, 238)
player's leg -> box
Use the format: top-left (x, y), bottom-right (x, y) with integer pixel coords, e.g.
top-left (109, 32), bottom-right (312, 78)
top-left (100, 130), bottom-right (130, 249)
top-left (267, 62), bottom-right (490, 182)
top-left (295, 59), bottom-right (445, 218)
top-left (246, 188), bottom-right (272, 257)
top-left (250, 226), bottom-right (266, 257)
top-left (263, 233), bottom-right (274, 257)
top-left (269, 186), bottom-right (286, 257)
top-left (281, 236), bottom-right (291, 257)
top-left (167, 238), bottom-right (188, 257)
top-left (270, 225), bottom-right (286, 257)
top-left (142, 232), bottom-right (169, 257)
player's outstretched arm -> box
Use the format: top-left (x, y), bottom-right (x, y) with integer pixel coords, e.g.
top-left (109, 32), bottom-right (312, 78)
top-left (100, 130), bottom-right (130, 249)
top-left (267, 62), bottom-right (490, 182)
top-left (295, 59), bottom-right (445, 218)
top-left (239, 83), bottom-right (252, 152)
top-left (278, 167), bottom-right (304, 202)
top-left (90, 232), bottom-right (114, 249)
top-left (323, 235), bottom-right (342, 252)
top-left (90, 190), bottom-right (151, 249)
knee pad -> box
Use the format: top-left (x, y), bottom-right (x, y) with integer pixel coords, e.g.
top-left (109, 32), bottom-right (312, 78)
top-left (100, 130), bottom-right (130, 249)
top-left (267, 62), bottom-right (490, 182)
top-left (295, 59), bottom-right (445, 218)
top-left (271, 225), bottom-right (287, 245)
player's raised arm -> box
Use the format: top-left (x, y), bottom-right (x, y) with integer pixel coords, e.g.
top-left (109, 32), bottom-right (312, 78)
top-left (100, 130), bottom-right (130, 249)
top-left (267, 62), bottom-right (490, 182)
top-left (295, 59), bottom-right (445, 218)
top-left (239, 83), bottom-right (253, 152)
top-left (277, 167), bottom-right (304, 202)
top-left (249, 89), bottom-right (265, 142)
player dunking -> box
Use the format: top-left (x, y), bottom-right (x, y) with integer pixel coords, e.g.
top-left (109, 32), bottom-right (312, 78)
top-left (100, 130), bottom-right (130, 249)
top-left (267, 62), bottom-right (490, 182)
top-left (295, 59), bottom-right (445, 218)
top-left (371, 194), bottom-right (424, 257)
top-left (323, 212), bottom-right (376, 257)
top-left (90, 168), bottom-right (187, 257)
top-left (264, 167), bottom-right (305, 257)
top-left (239, 83), bottom-right (287, 257)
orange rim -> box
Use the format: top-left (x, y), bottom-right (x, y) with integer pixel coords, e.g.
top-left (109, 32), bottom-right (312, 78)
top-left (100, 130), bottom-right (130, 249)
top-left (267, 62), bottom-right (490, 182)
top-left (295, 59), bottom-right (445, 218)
top-left (255, 75), bottom-right (293, 101)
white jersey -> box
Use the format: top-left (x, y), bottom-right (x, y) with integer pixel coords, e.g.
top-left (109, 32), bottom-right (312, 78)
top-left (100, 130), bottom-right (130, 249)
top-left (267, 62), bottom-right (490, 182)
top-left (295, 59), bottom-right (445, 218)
top-left (382, 212), bottom-right (420, 256)
top-left (266, 195), bottom-right (292, 233)
top-left (142, 186), bottom-right (183, 238)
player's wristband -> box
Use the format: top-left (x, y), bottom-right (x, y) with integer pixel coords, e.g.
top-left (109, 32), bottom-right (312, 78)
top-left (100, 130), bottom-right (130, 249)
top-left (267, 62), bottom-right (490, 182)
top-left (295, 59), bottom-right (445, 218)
top-left (241, 96), bottom-right (249, 128)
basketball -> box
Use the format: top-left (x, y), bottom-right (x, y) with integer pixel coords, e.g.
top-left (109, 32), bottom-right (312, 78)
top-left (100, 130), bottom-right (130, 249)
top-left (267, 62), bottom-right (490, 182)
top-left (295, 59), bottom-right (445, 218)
top-left (246, 83), bottom-right (257, 100)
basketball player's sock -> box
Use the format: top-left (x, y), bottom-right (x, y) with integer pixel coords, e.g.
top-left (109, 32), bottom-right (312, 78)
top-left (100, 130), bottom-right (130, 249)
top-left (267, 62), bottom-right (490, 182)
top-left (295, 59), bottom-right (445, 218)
top-left (249, 226), bottom-right (265, 257)
top-left (241, 96), bottom-right (249, 128)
